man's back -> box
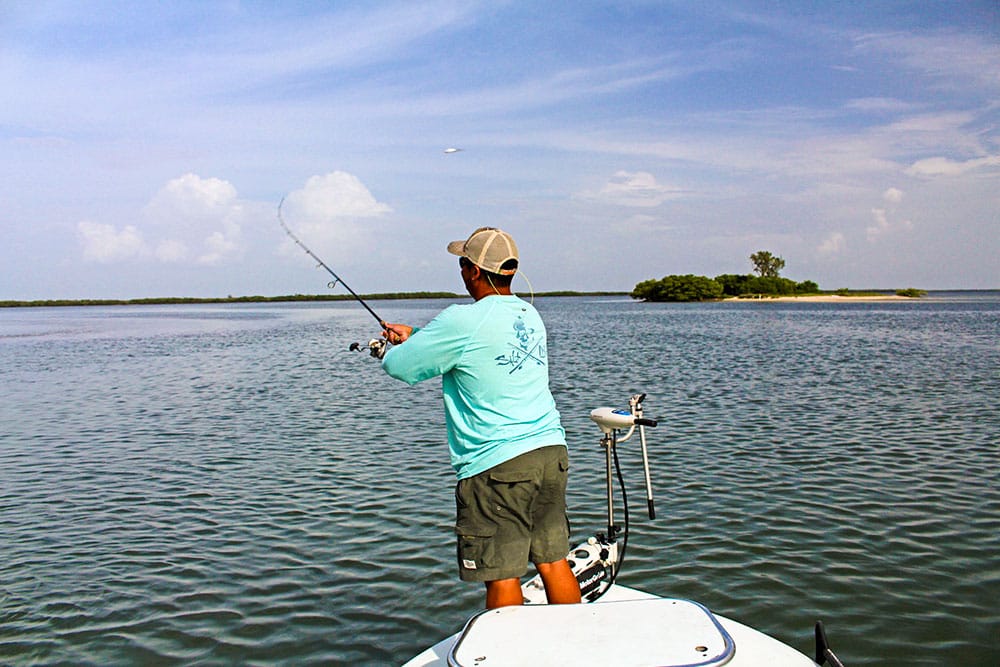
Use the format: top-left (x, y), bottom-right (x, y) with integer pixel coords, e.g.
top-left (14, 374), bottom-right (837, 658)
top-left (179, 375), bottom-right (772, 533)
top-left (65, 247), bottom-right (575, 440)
top-left (382, 295), bottom-right (565, 479)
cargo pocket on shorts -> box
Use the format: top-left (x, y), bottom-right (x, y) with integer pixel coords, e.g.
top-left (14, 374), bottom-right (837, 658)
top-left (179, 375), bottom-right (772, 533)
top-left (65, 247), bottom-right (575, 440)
top-left (488, 470), bottom-right (539, 526)
top-left (455, 522), bottom-right (497, 574)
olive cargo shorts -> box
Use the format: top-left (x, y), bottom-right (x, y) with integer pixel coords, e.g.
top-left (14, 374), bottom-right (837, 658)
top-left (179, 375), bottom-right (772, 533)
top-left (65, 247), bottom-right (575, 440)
top-left (454, 445), bottom-right (570, 582)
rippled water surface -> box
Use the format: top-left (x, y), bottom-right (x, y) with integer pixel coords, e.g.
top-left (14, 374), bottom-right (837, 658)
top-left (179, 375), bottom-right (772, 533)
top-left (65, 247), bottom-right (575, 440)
top-left (2, 296), bottom-right (998, 666)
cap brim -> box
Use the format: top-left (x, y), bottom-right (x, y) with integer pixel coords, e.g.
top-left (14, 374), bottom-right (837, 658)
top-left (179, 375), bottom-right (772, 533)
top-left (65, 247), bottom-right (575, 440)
top-left (446, 240), bottom-right (466, 256)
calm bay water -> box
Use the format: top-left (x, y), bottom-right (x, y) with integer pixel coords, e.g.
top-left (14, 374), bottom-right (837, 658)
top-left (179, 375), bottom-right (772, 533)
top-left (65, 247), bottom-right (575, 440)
top-left (1, 295), bottom-right (998, 666)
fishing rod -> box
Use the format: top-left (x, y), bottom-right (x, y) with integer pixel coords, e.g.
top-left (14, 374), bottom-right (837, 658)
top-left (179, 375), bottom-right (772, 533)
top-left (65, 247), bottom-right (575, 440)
top-left (278, 196), bottom-right (388, 331)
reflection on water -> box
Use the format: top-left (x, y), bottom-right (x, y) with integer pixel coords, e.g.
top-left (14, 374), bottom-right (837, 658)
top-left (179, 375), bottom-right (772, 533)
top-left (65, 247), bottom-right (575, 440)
top-left (1, 297), bottom-right (998, 665)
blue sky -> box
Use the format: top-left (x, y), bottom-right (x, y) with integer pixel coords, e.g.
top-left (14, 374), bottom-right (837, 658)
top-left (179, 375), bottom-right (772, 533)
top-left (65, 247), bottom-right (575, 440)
top-left (2, 1), bottom-right (998, 300)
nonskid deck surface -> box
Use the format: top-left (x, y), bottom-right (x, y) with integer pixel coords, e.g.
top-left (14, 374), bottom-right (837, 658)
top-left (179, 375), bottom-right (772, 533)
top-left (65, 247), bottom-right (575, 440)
top-left (450, 597), bottom-right (734, 667)
top-left (402, 585), bottom-right (819, 667)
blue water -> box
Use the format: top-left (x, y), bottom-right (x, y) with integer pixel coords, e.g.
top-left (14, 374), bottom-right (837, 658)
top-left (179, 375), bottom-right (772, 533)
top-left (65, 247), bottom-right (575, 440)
top-left (1, 295), bottom-right (998, 665)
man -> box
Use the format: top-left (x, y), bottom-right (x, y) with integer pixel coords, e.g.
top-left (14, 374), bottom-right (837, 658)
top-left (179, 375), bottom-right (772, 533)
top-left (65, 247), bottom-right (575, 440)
top-left (380, 227), bottom-right (582, 609)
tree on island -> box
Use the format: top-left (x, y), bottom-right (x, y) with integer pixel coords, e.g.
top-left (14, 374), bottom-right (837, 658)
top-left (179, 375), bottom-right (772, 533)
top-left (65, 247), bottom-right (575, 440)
top-left (631, 250), bottom-right (822, 302)
top-left (631, 275), bottom-right (723, 302)
top-left (749, 250), bottom-right (786, 278)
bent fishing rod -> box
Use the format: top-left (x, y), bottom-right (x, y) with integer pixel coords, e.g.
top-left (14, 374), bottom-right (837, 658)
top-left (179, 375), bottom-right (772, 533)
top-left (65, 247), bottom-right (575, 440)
top-left (277, 196), bottom-right (388, 330)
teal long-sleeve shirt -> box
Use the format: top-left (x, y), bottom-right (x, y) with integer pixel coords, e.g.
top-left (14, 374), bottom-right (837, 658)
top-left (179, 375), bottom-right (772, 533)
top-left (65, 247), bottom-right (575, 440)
top-left (381, 295), bottom-right (565, 479)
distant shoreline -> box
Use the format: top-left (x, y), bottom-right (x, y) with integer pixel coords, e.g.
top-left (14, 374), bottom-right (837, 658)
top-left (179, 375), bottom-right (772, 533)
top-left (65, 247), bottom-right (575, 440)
top-left (728, 294), bottom-right (911, 302)
top-left (3, 290), bottom-right (995, 308)
top-left (0, 291), bottom-right (626, 308)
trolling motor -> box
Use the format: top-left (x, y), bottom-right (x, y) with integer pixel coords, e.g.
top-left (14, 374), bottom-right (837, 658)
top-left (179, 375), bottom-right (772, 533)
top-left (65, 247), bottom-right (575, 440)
top-left (591, 393), bottom-right (658, 532)
top-left (522, 393), bottom-right (658, 604)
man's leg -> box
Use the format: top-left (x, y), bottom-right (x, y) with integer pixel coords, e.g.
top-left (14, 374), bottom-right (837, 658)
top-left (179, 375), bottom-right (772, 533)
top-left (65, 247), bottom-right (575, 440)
top-left (535, 558), bottom-right (582, 604)
top-left (484, 578), bottom-right (524, 609)
top-left (530, 447), bottom-right (581, 604)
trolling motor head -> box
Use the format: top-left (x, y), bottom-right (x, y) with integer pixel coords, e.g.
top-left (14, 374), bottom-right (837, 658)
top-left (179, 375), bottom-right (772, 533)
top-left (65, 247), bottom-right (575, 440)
top-left (589, 408), bottom-right (658, 434)
top-left (589, 394), bottom-right (658, 434)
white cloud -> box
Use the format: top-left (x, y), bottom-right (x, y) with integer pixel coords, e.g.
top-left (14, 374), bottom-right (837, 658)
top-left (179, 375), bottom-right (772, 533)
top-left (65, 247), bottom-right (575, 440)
top-left (154, 239), bottom-right (189, 263)
top-left (278, 171), bottom-right (392, 262)
top-left (149, 173), bottom-right (239, 219)
top-left (143, 173), bottom-right (246, 264)
top-left (76, 173), bottom-right (251, 265)
top-left (867, 208), bottom-right (890, 241)
top-left (77, 221), bottom-right (148, 263)
top-left (144, 173), bottom-right (242, 235)
top-left (582, 171), bottom-right (686, 208)
top-left (289, 172), bottom-right (392, 220)
top-left (843, 97), bottom-right (915, 112)
top-left (906, 155), bottom-right (1000, 177)
top-left (854, 31), bottom-right (1000, 93)
top-left (818, 231), bottom-right (846, 255)
top-left (886, 111), bottom-right (976, 134)
top-left (882, 187), bottom-right (903, 203)
top-left (384, 56), bottom-right (698, 118)
top-left (199, 231), bottom-right (239, 266)
top-left (74, 171), bottom-right (390, 269)
top-left (867, 207), bottom-right (913, 242)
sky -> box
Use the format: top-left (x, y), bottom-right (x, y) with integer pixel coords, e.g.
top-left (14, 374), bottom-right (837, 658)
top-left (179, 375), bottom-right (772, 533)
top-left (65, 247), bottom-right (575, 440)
top-left (2, 0), bottom-right (998, 300)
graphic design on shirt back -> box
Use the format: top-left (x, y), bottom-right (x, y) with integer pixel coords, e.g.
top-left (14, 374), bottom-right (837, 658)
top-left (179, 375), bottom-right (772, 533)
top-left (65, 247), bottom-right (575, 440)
top-left (495, 316), bottom-right (546, 374)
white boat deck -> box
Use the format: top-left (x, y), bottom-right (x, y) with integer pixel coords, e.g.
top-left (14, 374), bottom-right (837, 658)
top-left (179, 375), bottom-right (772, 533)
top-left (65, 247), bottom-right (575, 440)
top-left (403, 585), bottom-right (818, 667)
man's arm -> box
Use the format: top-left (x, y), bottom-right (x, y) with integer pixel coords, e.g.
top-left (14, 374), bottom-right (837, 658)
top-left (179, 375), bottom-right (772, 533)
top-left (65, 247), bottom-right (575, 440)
top-left (380, 309), bottom-right (465, 385)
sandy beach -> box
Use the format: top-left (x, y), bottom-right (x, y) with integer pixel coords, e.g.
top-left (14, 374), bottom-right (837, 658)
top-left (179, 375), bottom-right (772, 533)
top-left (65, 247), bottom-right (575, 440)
top-left (731, 294), bottom-right (911, 302)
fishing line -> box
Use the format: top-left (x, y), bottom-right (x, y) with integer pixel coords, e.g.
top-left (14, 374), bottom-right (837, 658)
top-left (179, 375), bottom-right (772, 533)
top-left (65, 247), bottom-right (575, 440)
top-left (278, 196), bottom-right (388, 329)
top-left (517, 269), bottom-right (535, 305)
top-left (484, 267), bottom-right (535, 305)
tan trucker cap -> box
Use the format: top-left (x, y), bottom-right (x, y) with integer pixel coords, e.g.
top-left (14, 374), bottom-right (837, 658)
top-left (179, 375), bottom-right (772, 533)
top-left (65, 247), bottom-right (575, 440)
top-left (446, 227), bottom-right (519, 275)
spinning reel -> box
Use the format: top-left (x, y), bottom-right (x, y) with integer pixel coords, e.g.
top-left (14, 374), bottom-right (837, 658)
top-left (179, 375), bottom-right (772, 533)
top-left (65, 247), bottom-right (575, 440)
top-left (349, 338), bottom-right (388, 359)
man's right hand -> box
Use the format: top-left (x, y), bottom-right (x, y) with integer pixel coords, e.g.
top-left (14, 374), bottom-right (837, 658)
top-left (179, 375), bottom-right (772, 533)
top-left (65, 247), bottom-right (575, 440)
top-left (382, 323), bottom-right (413, 345)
